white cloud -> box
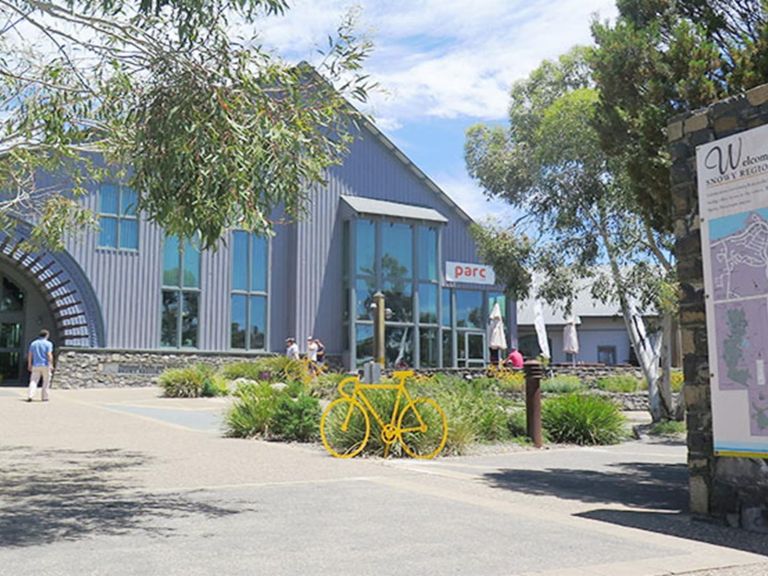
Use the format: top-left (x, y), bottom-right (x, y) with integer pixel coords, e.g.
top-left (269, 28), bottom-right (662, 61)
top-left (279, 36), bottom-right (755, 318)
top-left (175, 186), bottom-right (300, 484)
top-left (429, 170), bottom-right (522, 224)
top-left (254, 0), bottom-right (618, 124)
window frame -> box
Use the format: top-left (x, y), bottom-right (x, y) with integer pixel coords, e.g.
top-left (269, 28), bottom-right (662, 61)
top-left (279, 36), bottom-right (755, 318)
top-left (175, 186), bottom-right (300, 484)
top-left (97, 184), bottom-right (139, 251)
top-left (346, 217), bottom-right (443, 369)
top-left (597, 345), bottom-right (617, 366)
top-left (229, 231), bottom-right (270, 351)
top-left (160, 236), bottom-right (201, 349)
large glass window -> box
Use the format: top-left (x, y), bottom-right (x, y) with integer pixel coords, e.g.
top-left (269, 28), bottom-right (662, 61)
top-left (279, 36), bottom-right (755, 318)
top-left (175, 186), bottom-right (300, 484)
top-left (98, 184), bottom-right (138, 250)
top-left (455, 290), bottom-right (483, 328)
top-left (488, 291), bottom-right (506, 317)
top-left (356, 324), bottom-right (374, 365)
top-left (386, 326), bottom-right (413, 368)
top-left (420, 327), bottom-right (439, 368)
top-left (230, 231), bottom-right (269, 350)
top-left (382, 222), bottom-right (412, 279)
top-left (355, 219), bottom-right (376, 276)
top-left (348, 218), bottom-right (445, 369)
top-left (382, 279), bottom-right (412, 322)
top-left (419, 284), bottom-right (438, 324)
top-left (161, 236), bottom-right (200, 348)
top-left (418, 227), bottom-right (438, 281)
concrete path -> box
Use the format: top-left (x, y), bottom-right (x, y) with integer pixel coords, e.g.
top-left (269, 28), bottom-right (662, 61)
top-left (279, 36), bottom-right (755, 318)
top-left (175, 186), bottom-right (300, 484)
top-left (0, 387), bottom-right (765, 576)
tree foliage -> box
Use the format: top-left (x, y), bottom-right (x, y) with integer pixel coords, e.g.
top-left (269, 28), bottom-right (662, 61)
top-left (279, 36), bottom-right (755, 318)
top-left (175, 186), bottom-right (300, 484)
top-left (0, 0), bottom-right (374, 249)
top-left (466, 47), bottom-right (673, 315)
top-left (590, 0), bottom-right (768, 233)
top-left (465, 47), bottom-right (678, 419)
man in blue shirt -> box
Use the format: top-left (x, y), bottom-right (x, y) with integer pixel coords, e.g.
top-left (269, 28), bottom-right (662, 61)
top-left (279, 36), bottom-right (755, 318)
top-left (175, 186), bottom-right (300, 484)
top-left (27, 329), bottom-right (54, 402)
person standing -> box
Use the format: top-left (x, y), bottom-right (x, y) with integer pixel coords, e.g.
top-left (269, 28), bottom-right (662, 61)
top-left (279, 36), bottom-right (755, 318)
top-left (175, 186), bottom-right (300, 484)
top-left (28, 329), bottom-right (54, 402)
top-left (285, 338), bottom-right (300, 360)
top-left (306, 337), bottom-right (318, 363)
top-left (314, 338), bottom-right (326, 365)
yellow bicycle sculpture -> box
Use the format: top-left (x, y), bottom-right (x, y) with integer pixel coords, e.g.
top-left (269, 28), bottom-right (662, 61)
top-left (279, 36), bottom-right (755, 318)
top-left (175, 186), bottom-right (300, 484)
top-left (320, 370), bottom-right (448, 459)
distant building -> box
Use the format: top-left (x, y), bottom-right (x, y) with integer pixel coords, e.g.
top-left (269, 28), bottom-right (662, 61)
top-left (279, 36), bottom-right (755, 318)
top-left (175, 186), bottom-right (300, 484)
top-left (515, 290), bottom-right (656, 366)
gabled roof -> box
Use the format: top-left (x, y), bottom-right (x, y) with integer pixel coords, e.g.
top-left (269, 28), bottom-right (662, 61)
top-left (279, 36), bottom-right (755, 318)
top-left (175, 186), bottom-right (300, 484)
top-left (360, 118), bottom-right (475, 225)
top-left (516, 274), bottom-right (658, 326)
top-left (297, 62), bottom-right (476, 226)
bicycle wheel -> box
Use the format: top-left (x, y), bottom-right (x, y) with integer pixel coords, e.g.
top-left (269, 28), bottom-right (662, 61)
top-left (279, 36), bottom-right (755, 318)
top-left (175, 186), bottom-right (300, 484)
top-left (397, 397), bottom-right (448, 459)
top-left (320, 397), bottom-right (370, 458)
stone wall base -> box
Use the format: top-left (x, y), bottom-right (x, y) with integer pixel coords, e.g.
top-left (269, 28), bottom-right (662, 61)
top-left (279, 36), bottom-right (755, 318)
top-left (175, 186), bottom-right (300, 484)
top-left (54, 347), bottom-right (275, 389)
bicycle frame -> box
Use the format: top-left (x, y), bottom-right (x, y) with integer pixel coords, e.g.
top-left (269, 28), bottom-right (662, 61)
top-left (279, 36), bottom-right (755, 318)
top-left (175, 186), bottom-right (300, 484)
top-left (336, 371), bottom-right (420, 442)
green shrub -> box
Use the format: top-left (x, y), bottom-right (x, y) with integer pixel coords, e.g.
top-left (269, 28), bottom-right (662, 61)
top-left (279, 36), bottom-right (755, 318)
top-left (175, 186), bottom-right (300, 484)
top-left (507, 409), bottom-right (527, 437)
top-left (221, 357), bottom-right (310, 384)
top-left (541, 375), bottom-right (584, 394)
top-left (272, 393), bottom-right (321, 441)
top-left (595, 374), bottom-right (645, 393)
top-left (443, 418), bottom-right (476, 456)
top-left (542, 394), bottom-right (627, 445)
top-left (497, 370), bottom-right (525, 393)
top-left (225, 382), bottom-right (280, 437)
top-left (649, 419), bottom-right (686, 436)
top-left (309, 372), bottom-right (347, 399)
top-left (159, 364), bottom-right (227, 398)
top-left (436, 380), bottom-right (512, 449)
top-left (670, 370), bottom-right (684, 392)
top-left (221, 361), bottom-right (268, 382)
top-left (201, 375), bottom-right (229, 397)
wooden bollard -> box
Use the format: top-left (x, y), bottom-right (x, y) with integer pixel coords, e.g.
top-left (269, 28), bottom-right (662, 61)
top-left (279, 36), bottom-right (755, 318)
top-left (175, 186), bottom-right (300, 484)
top-left (523, 360), bottom-right (544, 448)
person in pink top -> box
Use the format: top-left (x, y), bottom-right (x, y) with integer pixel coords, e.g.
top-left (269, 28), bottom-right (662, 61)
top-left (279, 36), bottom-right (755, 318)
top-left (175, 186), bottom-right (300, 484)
top-left (505, 347), bottom-right (524, 369)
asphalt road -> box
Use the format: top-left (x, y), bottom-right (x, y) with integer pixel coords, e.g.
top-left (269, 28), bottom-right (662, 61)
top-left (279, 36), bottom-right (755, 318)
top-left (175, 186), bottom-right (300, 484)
top-left (0, 387), bottom-right (765, 576)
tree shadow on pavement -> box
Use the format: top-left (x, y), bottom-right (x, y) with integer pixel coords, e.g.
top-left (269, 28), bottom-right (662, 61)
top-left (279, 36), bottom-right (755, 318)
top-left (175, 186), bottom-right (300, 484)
top-left (484, 462), bottom-right (689, 511)
top-left (577, 509), bottom-right (768, 556)
top-left (484, 462), bottom-right (768, 556)
top-left (0, 446), bottom-right (247, 548)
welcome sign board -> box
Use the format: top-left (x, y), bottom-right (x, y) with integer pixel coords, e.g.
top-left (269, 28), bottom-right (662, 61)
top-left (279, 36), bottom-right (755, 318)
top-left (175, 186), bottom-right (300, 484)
top-left (696, 122), bottom-right (768, 459)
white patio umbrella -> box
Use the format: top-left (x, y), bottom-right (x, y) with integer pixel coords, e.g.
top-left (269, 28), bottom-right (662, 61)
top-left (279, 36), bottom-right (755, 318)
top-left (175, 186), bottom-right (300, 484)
top-left (533, 300), bottom-right (551, 360)
top-left (488, 302), bottom-right (507, 363)
top-left (563, 314), bottom-right (580, 366)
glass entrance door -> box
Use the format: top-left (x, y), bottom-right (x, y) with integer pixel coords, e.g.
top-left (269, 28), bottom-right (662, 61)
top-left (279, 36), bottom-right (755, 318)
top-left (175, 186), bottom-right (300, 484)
top-left (0, 277), bottom-right (25, 383)
top-left (457, 331), bottom-right (486, 368)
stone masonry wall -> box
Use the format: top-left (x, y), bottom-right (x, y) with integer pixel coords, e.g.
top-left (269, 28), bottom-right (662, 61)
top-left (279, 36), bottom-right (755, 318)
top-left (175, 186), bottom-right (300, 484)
top-left (668, 84), bottom-right (768, 532)
top-left (55, 348), bottom-right (274, 388)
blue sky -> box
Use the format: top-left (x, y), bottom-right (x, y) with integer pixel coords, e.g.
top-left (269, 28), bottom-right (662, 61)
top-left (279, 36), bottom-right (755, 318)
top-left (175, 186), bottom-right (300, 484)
top-left (256, 0), bottom-right (618, 222)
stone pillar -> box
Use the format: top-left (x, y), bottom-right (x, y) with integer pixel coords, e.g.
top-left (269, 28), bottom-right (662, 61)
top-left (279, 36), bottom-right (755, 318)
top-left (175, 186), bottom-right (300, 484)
top-left (668, 85), bottom-right (768, 531)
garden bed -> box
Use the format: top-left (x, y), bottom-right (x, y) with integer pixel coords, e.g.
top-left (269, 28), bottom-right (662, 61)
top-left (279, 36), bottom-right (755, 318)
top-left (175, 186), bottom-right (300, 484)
top-left (156, 359), bottom-right (656, 456)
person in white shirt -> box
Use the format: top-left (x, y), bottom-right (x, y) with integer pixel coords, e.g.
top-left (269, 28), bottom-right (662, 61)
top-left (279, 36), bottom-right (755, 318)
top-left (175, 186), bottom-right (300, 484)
top-left (306, 336), bottom-right (318, 362)
top-left (285, 338), bottom-right (299, 360)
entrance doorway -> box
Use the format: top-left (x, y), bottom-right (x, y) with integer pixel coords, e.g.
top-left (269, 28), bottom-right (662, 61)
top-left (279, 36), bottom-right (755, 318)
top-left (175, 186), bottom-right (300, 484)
top-left (0, 276), bottom-right (25, 383)
top-left (458, 331), bottom-right (486, 368)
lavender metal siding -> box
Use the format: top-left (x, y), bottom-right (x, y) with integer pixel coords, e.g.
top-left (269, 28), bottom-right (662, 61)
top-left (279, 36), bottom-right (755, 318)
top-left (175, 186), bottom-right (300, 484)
top-left (289, 125), bottom-right (484, 357)
top-left (59, 122), bottom-right (490, 354)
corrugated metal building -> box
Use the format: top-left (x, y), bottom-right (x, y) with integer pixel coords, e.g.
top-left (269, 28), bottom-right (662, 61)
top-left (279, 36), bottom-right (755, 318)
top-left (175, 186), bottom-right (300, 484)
top-left (0, 119), bottom-right (515, 383)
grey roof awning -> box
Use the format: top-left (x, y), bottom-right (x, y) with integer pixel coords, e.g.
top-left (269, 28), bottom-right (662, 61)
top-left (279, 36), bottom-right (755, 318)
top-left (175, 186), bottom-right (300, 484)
top-left (341, 195), bottom-right (448, 224)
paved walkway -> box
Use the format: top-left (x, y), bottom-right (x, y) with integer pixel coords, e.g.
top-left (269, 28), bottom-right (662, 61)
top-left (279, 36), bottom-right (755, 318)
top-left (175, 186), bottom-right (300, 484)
top-left (0, 387), bottom-right (765, 576)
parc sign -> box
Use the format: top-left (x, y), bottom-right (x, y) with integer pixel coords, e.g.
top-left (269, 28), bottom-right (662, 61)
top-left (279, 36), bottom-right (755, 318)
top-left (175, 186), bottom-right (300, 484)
top-left (445, 261), bottom-right (496, 285)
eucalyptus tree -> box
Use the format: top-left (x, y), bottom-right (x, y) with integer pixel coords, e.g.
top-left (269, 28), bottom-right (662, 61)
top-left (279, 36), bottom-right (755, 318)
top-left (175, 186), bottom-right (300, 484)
top-left (465, 47), bottom-right (677, 421)
top-left (591, 0), bottom-right (768, 233)
top-left (0, 0), bottom-right (374, 249)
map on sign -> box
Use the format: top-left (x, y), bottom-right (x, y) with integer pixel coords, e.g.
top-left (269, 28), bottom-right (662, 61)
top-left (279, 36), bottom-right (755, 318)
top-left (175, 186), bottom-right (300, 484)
top-left (709, 211), bottom-right (768, 436)
top-left (697, 123), bottom-right (768, 458)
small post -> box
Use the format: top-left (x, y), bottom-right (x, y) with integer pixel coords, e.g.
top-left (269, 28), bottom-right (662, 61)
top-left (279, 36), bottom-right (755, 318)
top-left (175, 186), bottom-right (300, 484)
top-left (523, 360), bottom-right (543, 448)
top-left (373, 291), bottom-right (386, 367)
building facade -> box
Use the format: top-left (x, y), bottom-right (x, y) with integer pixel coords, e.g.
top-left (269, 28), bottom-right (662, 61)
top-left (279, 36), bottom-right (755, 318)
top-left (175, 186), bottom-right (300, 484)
top-left (0, 120), bottom-right (513, 385)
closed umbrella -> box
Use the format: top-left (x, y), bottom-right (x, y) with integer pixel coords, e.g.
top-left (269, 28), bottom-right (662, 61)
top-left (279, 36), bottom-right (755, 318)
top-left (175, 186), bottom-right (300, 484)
top-left (533, 300), bottom-right (551, 360)
top-left (488, 302), bottom-right (507, 365)
top-left (563, 315), bottom-right (580, 366)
